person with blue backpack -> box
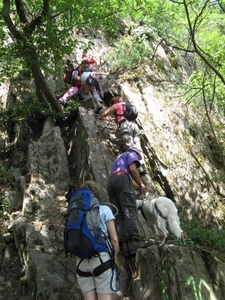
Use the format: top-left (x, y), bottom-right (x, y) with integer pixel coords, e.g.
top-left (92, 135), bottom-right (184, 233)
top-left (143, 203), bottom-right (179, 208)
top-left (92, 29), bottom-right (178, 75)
top-left (64, 180), bottom-right (120, 300)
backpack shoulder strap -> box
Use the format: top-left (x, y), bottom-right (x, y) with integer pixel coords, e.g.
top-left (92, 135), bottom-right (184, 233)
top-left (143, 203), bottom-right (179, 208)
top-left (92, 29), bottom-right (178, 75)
top-left (75, 189), bottom-right (92, 209)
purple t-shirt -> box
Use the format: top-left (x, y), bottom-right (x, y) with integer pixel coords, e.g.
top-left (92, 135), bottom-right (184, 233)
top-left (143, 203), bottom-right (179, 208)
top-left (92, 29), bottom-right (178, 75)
top-left (110, 151), bottom-right (140, 175)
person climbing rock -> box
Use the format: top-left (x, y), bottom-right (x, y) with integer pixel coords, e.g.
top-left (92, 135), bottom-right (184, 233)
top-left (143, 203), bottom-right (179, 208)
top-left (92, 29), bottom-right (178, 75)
top-left (81, 61), bottom-right (109, 112)
top-left (59, 59), bottom-right (108, 107)
top-left (107, 146), bottom-right (150, 256)
top-left (99, 96), bottom-right (147, 174)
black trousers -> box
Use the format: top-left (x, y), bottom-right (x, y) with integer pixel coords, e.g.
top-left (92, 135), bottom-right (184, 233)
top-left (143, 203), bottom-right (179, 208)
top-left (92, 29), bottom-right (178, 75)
top-left (107, 174), bottom-right (140, 242)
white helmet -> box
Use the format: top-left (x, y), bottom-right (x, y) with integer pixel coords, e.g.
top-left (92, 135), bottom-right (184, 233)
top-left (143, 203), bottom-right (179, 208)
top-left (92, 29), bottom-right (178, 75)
top-left (128, 146), bottom-right (143, 158)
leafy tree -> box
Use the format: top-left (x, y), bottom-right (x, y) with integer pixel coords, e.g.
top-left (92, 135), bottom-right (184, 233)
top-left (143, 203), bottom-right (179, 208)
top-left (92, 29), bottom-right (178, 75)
top-left (167, 0), bottom-right (225, 169)
top-left (125, 0), bottom-right (225, 169)
top-left (0, 0), bottom-right (127, 114)
top-left (1, 0), bottom-right (225, 170)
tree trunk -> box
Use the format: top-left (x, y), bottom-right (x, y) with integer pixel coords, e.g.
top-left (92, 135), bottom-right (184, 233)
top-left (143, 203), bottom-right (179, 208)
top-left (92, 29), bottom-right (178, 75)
top-left (31, 63), bottom-right (63, 114)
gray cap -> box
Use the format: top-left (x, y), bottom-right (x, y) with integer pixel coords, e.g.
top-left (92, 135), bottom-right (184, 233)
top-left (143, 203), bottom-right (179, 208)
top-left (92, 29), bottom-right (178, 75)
top-left (128, 146), bottom-right (143, 158)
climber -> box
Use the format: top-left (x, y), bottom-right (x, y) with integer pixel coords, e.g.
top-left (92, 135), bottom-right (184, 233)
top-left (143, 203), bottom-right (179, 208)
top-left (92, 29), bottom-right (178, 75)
top-left (99, 96), bottom-right (147, 175)
top-left (59, 60), bottom-right (88, 106)
top-left (59, 59), bottom-right (107, 107)
top-left (82, 52), bottom-right (97, 66)
top-left (107, 146), bottom-right (151, 282)
top-left (81, 64), bottom-right (109, 112)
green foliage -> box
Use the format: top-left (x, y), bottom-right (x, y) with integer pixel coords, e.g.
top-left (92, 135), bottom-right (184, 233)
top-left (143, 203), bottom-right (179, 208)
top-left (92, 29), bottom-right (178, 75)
top-left (182, 220), bottom-right (225, 255)
top-left (35, 209), bottom-right (43, 222)
top-left (63, 99), bottom-right (80, 120)
top-left (0, 105), bottom-right (7, 131)
top-left (211, 168), bottom-right (225, 184)
top-left (0, 163), bottom-right (13, 184)
top-left (1, 0), bottom-right (225, 173)
top-left (0, 0), bottom-right (128, 80)
top-left (0, 0), bottom-right (139, 115)
top-left (0, 164), bottom-right (12, 218)
top-left (160, 271), bottom-right (169, 300)
top-left (9, 95), bottom-right (53, 124)
top-left (0, 195), bottom-right (9, 217)
top-left (0, 89), bottom-right (80, 129)
top-left (107, 35), bottom-right (152, 72)
top-left (120, 69), bottom-right (143, 83)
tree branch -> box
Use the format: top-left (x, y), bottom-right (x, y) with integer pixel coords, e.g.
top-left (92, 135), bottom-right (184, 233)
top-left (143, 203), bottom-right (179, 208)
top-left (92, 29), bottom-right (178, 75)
top-left (15, 0), bottom-right (28, 24)
top-left (15, 0), bottom-right (50, 35)
top-left (42, 0), bottom-right (49, 15)
top-left (190, 150), bottom-right (225, 198)
top-left (183, 0), bottom-right (225, 86)
top-left (1, 0), bottom-right (24, 41)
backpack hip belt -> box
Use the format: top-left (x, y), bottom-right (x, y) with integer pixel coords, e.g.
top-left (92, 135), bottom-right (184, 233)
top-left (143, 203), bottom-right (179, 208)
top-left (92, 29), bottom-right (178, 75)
top-left (76, 259), bottom-right (113, 277)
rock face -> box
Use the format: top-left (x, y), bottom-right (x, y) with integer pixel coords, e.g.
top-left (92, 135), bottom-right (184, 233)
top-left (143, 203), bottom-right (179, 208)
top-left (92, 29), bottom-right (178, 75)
top-left (1, 37), bottom-right (225, 299)
top-left (131, 245), bottom-right (224, 300)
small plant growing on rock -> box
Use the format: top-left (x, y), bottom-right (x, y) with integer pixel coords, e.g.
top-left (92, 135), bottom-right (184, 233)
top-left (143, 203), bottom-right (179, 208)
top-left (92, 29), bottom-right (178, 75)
top-left (0, 195), bottom-right (9, 217)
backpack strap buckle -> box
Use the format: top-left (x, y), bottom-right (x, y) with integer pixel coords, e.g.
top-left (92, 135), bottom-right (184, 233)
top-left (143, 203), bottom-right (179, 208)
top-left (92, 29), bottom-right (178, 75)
top-left (76, 259), bottom-right (112, 277)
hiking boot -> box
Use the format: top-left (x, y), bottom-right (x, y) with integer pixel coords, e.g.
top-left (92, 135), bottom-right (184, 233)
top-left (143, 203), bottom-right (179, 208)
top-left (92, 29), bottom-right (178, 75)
top-left (94, 102), bottom-right (103, 114)
top-left (59, 99), bottom-right (67, 107)
top-left (96, 102), bottom-right (103, 110)
top-left (127, 240), bottom-right (151, 255)
top-left (79, 94), bottom-right (89, 101)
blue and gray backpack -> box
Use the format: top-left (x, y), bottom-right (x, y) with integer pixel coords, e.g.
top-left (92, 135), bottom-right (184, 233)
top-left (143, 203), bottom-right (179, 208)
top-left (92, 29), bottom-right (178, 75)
top-left (64, 189), bottom-right (108, 258)
top-left (64, 187), bottom-right (122, 291)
